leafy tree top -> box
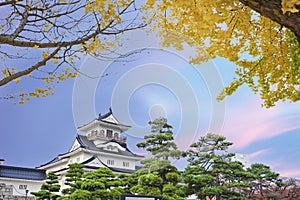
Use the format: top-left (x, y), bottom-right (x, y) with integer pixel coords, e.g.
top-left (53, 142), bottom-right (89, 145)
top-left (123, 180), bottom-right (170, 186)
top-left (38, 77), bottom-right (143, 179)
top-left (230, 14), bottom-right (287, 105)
top-left (182, 133), bottom-right (250, 199)
top-left (61, 163), bottom-right (84, 195)
top-left (246, 163), bottom-right (283, 198)
top-left (137, 117), bottom-right (181, 160)
top-left (133, 118), bottom-right (185, 199)
top-left (3, 0), bottom-right (300, 107)
top-left (0, 0), bottom-right (146, 104)
top-left (144, 0), bottom-right (300, 107)
top-left (183, 133), bottom-right (233, 169)
top-left (58, 167), bottom-right (126, 200)
top-left (32, 171), bottom-right (60, 200)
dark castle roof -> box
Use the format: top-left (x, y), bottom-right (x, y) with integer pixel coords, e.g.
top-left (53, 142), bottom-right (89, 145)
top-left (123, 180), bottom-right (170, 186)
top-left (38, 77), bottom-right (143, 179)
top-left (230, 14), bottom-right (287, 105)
top-left (83, 156), bottom-right (138, 174)
top-left (98, 107), bottom-right (113, 120)
top-left (50, 156), bottom-right (140, 174)
top-left (76, 135), bottom-right (143, 158)
top-left (78, 108), bottom-right (131, 130)
top-left (39, 134), bottom-right (143, 168)
top-left (0, 165), bottom-right (46, 181)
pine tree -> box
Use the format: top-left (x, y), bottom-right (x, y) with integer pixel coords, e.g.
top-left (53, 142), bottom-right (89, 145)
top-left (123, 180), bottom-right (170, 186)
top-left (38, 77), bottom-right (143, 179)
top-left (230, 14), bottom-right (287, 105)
top-left (182, 133), bottom-right (251, 200)
top-left (246, 163), bottom-right (283, 199)
top-left (58, 168), bottom-right (125, 200)
top-left (61, 163), bottom-right (84, 195)
top-left (133, 118), bottom-right (185, 199)
top-left (137, 117), bottom-right (181, 160)
top-left (81, 168), bottom-right (125, 200)
top-left (32, 172), bottom-right (60, 200)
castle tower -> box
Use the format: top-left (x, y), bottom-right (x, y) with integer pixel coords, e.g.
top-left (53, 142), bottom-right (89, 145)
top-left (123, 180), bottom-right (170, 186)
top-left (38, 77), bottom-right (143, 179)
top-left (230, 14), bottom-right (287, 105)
top-left (38, 108), bottom-right (143, 190)
top-left (78, 107), bottom-right (130, 147)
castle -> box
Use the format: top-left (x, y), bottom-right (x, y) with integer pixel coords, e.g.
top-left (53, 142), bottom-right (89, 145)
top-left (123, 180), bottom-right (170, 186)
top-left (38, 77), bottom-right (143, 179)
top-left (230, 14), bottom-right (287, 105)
top-left (0, 108), bottom-right (143, 199)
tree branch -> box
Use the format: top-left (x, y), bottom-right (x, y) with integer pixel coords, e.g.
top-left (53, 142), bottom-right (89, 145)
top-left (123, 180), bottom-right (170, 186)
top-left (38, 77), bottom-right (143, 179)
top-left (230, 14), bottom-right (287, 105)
top-left (0, 0), bottom-right (19, 7)
top-left (0, 0), bottom-right (147, 88)
top-left (11, 7), bottom-right (29, 39)
top-left (239, 0), bottom-right (300, 41)
top-left (0, 47), bottom-right (61, 86)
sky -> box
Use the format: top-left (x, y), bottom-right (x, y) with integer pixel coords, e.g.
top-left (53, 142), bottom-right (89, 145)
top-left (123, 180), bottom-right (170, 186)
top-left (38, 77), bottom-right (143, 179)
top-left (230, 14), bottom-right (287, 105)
top-left (1, 29), bottom-right (300, 179)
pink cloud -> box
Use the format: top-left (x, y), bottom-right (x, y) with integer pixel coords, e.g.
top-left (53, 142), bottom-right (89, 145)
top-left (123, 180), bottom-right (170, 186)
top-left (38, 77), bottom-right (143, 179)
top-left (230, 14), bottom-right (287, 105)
top-left (253, 158), bottom-right (300, 178)
top-left (279, 169), bottom-right (300, 178)
top-left (249, 148), bottom-right (271, 159)
top-left (255, 160), bottom-right (300, 178)
top-left (220, 96), bottom-right (300, 149)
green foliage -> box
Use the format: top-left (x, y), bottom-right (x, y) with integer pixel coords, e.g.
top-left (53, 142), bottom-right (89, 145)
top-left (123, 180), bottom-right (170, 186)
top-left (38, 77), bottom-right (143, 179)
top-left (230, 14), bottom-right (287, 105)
top-left (162, 183), bottom-right (185, 200)
top-left (183, 133), bottom-right (233, 168)
top-left (32, 190), bottom-right (53, 200)
top-left (131, 159), bottom-right (184, 198)
top-left (246, 163), bottom-right (283, 199)
top-left (58, 167), bottom-right (125, 200)
top-left (130, 170), bottom-right (185, 200)
top-left (117, 173), bottom-right (140, 194)
top-left (134, 118), bottom-right (185, 199)
top-left (68, 190), bottom-right (93, 200)
top-left (183, 133), bottom-right (250, 199)
top-left (61, 163), bottom-right (84, 195)
top-left (80, 168), bottom-right (124, 199)
top-left (180, 135), bottom-right (285, 199)
top-left (137, 117), bottom-right (181, 160)
top-left (138, 173), bottom-right (163, 189)
top-left (32, 172), bottom-right (60, 200)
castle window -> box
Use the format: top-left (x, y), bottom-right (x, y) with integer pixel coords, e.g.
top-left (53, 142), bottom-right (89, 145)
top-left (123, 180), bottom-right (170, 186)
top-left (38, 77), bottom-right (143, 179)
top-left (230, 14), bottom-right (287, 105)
top-left (107, 159), bottom-right (114, 165)
top-left (123, 162), bottom-right (129, 167)
top-left (114, 132), bottom-right (119, 140)
top-left (107, 146), bottom-right (113, 151)
top-left (99, 130), bottom-right (105, 137)
top-left (106, 130), bottom-right (113, 139)
top-left (91, 130), bottom-right (98, 135)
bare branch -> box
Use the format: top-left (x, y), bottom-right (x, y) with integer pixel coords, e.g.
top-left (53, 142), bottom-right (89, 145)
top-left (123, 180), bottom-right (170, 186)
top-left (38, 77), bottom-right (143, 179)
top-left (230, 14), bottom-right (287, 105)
top-left (0, 47), bottom-right (61, 86)
top-left (11, 7), bottom-right (29, 39)
top-left (0, 0), bottom-right (18, 7)
top-left (0, 0), bottom-right (147, 91)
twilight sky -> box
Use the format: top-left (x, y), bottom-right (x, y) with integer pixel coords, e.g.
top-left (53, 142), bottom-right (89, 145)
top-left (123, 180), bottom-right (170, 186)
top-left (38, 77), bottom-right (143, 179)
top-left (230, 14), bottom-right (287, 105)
top-left (1, 30), bottom-right (300, 178)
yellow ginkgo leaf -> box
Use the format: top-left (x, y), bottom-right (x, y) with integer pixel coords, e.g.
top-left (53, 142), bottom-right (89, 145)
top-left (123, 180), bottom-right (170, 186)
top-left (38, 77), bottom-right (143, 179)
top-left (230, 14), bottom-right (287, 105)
top-left (42, 51), bottom-right (49, 59)
top-left (15, 78), bottom-right (20, 84)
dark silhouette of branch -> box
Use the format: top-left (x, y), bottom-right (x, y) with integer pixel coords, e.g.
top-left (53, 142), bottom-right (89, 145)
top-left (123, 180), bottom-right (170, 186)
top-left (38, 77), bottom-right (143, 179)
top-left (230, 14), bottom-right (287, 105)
top-left (0, 47), bottom-right (61, 86)
top-left (239, 0), bottom-right (300, 42)
top-left (0, 0), bottom-right (147, 87)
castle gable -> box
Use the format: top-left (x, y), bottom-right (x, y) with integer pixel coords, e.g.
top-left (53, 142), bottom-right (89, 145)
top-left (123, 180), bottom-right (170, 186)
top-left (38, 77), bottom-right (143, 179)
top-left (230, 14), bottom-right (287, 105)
top-left (69, 138), bottom-right (81, 152)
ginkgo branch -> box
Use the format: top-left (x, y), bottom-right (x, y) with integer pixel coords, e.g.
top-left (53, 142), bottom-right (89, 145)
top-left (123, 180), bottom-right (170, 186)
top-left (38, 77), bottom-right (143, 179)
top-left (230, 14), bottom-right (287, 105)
top-left (0, 47), bottom-right (61, 86)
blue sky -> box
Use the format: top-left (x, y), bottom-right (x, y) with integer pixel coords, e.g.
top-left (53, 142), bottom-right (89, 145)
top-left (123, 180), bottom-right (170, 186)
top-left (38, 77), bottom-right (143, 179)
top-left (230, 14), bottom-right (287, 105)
top-left (1, 30), bottom-right (300, 178)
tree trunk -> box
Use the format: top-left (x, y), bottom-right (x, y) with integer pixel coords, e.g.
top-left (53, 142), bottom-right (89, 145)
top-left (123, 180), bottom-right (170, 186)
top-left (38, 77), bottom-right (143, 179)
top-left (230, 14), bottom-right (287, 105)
top-left (239, 0), bottom-right (300, 42)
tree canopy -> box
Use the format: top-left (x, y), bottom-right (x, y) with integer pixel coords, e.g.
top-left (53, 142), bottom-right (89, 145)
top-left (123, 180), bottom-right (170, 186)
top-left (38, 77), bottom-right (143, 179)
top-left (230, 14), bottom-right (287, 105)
top-left (56, 166), bottom-right (126, 200)
top-left (134, 118), bottom-right (185, 199)
top-left (2, 0), bottom-right (300, 107)
top-left (144, 0), bottom-right (300, 107)
top-left (31, 171), bottom-right (61, 200)
top-left (137, 117), bottom-right (181, 160)
top-left (0, 0), bottom-right (145, 104)
top-left (182, 133), bottom-right (250, 199)
top-left (33, 129), bottom-right (300, 200)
